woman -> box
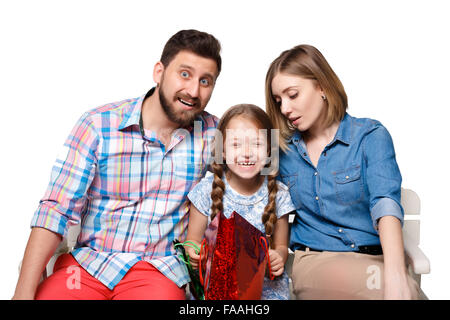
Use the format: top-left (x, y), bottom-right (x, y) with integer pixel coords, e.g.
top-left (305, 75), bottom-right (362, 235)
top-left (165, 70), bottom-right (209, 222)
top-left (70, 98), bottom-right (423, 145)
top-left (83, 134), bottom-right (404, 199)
top-left (265, 44), bottom-right (420, 300)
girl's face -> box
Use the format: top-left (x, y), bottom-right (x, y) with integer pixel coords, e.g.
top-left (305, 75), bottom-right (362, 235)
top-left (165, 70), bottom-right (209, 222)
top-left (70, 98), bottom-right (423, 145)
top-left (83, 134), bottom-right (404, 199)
top-left (223, 116), bottom-right (268, 182)
top-left (271, 72), bottom-right (327, 132)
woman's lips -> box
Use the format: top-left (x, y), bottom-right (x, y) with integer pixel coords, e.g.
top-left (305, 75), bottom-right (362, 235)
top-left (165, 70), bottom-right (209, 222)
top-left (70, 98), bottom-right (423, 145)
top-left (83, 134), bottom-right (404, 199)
top-left (290, 116), bottom-right (301, 125)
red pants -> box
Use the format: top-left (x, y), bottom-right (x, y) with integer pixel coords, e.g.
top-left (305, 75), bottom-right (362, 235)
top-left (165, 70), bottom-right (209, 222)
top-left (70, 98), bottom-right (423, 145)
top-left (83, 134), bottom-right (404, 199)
top-left (35, 253), bottom-right (186, 300)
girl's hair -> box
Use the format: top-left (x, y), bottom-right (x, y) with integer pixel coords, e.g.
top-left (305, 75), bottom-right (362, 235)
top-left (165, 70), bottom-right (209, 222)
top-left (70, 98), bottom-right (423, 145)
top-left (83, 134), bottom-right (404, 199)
top-left (265, 44), bottom-right (348, 151)
top-left (210, 104), bottom-right (278, 247)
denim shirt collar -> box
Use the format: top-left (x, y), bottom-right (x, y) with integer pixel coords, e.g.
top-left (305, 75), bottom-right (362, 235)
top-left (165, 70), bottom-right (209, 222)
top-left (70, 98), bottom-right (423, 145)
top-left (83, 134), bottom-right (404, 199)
top-left (333, 113), bottom-right (352, 145)
top-left (288, 113), bottom-right (352, 146)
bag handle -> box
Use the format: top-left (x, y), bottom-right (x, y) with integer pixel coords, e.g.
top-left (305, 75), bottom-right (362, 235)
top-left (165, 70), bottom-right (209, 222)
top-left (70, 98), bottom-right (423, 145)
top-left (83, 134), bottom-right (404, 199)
top-left (259, 236), bottom-right (275, 280)
top-left (199, 239), bottom-right (209, 287)
top-left (174, 240), bottom-right (200, 266)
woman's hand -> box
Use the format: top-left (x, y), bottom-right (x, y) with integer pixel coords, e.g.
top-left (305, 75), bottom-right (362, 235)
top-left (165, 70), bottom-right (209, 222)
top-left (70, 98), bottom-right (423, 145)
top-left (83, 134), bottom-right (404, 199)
top-left (384, 269), bottom-right (413, 300)
top-left (378, 216), bottom-right (416, 300)
top-left (268, 249), bottom-right (285, 277)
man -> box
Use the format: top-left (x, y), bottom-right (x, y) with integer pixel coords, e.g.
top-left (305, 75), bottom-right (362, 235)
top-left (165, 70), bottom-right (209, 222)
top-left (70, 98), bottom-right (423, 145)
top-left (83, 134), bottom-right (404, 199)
top-left (13, 29), bottom-right (221, 300)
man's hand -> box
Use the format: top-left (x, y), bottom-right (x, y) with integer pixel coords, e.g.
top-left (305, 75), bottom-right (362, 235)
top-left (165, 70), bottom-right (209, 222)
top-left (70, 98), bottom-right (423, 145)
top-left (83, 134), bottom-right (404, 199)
top-left (13, 227), bottom-right (62, 300)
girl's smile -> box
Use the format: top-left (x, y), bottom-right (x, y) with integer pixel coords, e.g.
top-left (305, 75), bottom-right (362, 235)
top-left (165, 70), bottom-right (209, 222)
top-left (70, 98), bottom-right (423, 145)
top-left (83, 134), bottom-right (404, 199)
top-left (223, 115), bottom-right (268, 194)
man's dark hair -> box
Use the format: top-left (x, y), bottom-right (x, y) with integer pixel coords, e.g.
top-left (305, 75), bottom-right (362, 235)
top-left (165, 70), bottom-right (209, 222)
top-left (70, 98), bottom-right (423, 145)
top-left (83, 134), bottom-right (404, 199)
top-left (160, 29), bottom-right (222, 75)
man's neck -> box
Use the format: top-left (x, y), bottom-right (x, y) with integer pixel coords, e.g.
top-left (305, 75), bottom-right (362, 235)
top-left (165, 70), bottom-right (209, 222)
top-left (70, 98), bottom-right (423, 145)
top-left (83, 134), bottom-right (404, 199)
top-left (141, 87), bottom-right (179, 141)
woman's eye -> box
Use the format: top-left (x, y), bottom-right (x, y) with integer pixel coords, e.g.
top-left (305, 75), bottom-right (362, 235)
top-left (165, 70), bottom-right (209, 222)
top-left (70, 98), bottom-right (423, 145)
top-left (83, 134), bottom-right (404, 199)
top-left (289, 93), bottom-right (298, 99)
top-left (181, 71), bottom-right (189, 78)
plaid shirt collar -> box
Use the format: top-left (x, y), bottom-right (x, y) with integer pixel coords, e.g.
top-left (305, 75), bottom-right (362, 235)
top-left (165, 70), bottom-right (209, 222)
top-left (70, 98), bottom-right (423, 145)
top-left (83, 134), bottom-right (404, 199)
top-left (117, 87), bottom-right (155, 131)
top-left (118, 87), bottom-right (195, 142)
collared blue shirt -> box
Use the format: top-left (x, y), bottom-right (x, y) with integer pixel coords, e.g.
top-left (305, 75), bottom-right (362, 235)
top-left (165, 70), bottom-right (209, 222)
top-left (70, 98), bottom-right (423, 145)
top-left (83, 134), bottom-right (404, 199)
top-left (279, 113), bottom-right (404, 252)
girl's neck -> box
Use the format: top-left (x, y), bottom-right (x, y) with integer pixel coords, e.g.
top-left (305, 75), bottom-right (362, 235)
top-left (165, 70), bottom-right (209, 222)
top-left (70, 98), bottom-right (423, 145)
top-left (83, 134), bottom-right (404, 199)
top-left (225, 171), bottom-right (265, 196)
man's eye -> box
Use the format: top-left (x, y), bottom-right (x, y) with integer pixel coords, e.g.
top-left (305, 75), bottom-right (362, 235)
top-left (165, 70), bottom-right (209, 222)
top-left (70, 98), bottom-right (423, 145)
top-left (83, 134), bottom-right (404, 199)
top-left (200, 78), bottom-right (210, 86)
top-left (181, 71), bottom-right (189, 78)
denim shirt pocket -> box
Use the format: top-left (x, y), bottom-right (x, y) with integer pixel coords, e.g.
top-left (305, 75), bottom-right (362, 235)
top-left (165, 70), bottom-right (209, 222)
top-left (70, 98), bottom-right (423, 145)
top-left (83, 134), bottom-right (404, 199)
top-left (280, 173), bottom-right (301, 209)
top-left (333, 165), bottom-right (364, 205)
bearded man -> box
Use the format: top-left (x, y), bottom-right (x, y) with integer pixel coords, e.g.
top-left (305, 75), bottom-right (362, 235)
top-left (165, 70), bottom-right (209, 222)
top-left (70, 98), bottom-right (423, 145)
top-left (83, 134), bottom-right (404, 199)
top-left (13, 30), bottom-right (221, 300)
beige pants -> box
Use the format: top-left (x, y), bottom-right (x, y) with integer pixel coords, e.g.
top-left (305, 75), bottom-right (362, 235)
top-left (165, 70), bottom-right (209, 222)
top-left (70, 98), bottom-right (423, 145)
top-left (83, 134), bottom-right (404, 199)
top-left (291, 249), bottom-right (421, 300)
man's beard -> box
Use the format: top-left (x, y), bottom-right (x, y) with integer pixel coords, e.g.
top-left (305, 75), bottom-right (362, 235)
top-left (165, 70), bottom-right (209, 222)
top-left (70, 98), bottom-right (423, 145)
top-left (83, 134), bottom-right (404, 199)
top-left (158, 78), bottom-right (203, 128)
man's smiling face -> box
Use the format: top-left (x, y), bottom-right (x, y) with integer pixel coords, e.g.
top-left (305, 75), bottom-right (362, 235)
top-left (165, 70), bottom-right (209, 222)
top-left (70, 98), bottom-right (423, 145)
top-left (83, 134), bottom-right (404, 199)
top-left (155, 50), bottom-right (218, 127)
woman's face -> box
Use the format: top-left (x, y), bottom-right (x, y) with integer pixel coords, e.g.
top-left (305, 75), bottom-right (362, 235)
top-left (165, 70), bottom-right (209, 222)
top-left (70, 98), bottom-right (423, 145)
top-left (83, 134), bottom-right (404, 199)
top-left (271, 72), bottom-right (327, 132)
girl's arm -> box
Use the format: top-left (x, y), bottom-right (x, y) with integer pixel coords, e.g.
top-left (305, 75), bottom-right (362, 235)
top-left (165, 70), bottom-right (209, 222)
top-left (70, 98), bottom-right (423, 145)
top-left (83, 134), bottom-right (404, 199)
top-left (269, 214), bottom-right (289, 276)
top-left (186, 204), bottom-right (208, 269)
top-left (378, 215), bottom-right (413, 299)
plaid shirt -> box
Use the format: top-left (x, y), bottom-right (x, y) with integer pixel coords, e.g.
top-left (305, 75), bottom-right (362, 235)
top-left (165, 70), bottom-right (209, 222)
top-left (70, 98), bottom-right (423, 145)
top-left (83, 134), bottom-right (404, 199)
top-left (31, 88), bottom-right (218, 289)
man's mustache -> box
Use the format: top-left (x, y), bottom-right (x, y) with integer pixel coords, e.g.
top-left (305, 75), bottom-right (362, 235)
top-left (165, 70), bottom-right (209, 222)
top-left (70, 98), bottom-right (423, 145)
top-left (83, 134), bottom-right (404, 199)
top-left (175, 92), bottom-right (200, 108)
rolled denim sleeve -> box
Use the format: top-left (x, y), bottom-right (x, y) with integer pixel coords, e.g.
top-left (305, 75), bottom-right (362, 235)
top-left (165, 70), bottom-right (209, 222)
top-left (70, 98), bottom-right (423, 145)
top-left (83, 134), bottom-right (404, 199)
top-left (363, 123), bottom-right (404, 231)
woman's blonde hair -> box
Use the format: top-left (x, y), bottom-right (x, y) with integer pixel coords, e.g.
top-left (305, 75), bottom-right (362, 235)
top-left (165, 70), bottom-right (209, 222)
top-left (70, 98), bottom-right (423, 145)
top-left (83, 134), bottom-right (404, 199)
top-left (265, 44), bottom-right (348, 151)
top-left (210, 104), bottom-right (278, 247)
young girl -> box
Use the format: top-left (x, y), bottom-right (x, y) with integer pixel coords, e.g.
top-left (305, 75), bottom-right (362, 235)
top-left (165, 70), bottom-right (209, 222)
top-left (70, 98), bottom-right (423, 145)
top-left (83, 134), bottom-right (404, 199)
top-left (185, 104), bottom-right (295, 300)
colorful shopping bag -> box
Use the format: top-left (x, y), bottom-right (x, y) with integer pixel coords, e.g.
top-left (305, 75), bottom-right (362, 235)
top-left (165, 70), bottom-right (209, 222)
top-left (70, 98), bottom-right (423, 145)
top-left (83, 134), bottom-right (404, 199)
top-left (199, 211), bottom-right (272, 300)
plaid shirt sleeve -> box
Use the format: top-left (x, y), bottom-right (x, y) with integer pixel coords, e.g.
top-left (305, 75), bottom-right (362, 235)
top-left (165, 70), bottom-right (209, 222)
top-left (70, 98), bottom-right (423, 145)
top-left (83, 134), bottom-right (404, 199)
top-left (29, 94), bottom-right (219, 289)
top-left (31, 112), bottom-right (99, 237)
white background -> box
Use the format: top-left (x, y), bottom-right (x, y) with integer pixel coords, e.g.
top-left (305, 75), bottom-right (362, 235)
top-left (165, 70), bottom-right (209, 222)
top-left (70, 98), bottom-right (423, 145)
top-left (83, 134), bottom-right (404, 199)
top-left (1, 0), bottom-right (449, 299)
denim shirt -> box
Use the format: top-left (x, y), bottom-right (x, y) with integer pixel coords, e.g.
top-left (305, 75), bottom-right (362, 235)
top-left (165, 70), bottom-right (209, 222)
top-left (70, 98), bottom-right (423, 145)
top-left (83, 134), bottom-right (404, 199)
top-left (279, 113), bottom-right (404, 252)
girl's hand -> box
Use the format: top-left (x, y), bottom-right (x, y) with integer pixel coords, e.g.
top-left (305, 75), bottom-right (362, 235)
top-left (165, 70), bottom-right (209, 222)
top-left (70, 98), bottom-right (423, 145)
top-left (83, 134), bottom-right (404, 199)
top-left (268, 249), bottom-right (285, 277)
top-left (185, 206), bottom-right (208, 270)
top-left (185, 241), bottom-right (201, 270)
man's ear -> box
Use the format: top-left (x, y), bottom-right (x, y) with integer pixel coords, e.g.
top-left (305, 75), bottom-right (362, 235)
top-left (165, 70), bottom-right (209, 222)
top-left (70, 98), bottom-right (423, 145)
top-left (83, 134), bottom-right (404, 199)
top-left (153, 61), bottom-right (164, 85)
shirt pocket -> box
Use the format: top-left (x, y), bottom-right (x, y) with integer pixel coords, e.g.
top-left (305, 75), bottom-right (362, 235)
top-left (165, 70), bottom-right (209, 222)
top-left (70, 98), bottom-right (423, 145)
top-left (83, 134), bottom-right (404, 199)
top-left (173, 158), bottom-right (204, 191)
top-left (333, 165), bottom-right (364, 205)
top-left (280, 174), bottom-right (301, 209)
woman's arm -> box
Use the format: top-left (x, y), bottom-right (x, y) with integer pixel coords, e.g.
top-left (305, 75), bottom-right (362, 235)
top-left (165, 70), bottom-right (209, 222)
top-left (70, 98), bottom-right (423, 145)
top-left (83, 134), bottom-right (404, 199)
top-left (185, 204), bottom-right (208, 269)
top-left (378, 215), bottom-right (413, 300)
top-left (13, 227), bottom-right (62, 300)
top-left (269, 215), bottom-right (289, 276)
